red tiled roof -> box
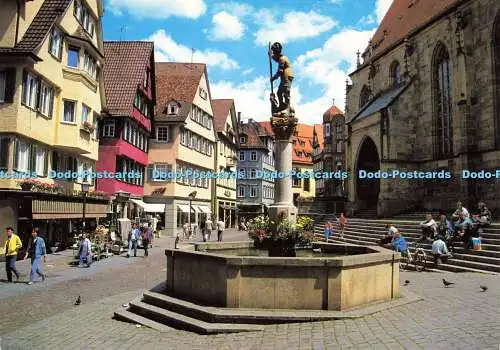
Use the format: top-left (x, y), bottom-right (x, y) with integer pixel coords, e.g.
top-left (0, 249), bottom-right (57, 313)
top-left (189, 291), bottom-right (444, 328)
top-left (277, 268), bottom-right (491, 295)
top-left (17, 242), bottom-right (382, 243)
top-left (212, 99), bottom-right (234, 132)
top-left (239, 122), bottom-right (267, 149)
top-left (154, 62), bottom-right (206, 122)
top-left (255, 122), bottom-right (323, 165)
top-left (363, 0), bottom-right (460, 63)
top-left (323, 105), bottom-right (344, 122)
top-left (103, 41), bottom-right (154, 116)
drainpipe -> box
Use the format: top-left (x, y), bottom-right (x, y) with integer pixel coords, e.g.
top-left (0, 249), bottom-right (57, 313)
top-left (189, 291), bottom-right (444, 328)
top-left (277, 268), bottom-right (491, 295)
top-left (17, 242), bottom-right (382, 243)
top-left (391, 252), bottom-right (395, 299)
top-left (15, 0), bottom-right (21, 45)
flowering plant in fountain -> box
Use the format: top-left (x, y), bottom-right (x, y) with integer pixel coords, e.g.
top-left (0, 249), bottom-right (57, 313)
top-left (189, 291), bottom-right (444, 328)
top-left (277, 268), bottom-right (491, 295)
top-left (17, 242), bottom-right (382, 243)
top-left (247, 215), bottom-right (317, 247)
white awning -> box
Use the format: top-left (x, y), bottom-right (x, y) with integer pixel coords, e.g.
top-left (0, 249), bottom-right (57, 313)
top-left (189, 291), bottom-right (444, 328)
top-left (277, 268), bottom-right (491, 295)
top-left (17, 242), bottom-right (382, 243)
top-left (130, 199), bottom-right (165, 213)
top-left (177, 205), bottom-right (190, 213)
top-left (191, 205), bottom-right (201, 213)
top-left (198, 206), bottom-right (212, 213)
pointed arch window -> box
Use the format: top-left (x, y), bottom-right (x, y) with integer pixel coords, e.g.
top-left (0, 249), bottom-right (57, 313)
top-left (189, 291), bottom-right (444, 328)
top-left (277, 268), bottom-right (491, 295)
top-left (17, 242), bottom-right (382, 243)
top-left (494, 12), bottom-right (500, 146)
top-left (390, 61), bottom-right (402, 86)
top-left (433, 44), bottom-right (453, 158)
top-left (359, 85), bottom-right (370, 108)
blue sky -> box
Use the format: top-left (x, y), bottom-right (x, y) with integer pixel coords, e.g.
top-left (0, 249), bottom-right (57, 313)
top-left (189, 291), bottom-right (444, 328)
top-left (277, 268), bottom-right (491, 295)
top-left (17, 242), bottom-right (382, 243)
top-left (102, 0), bottom-right (393, 124)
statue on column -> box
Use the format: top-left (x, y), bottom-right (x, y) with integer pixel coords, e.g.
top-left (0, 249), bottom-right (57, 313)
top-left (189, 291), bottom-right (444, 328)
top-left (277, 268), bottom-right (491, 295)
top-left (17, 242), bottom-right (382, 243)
top-left (268, 42), bottom-right (297, 134)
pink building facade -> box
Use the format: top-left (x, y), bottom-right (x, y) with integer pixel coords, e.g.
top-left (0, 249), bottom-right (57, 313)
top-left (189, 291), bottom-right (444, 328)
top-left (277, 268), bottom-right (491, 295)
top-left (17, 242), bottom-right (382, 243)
top-left (97, 42), bottom-right (156, 217)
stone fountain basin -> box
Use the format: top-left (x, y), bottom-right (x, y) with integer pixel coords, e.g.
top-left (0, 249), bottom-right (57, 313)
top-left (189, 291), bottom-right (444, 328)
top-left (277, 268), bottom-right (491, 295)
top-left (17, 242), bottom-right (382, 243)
top-left (165, 242), bottom-right (399, 311)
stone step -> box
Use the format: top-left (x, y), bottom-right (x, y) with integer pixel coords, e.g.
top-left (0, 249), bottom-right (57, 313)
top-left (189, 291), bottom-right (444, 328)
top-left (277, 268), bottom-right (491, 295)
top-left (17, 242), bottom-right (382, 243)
top-left (314, 233), bottom-right (500, 274)
top-left (113, 309), bottom-right (174, 332)
top-left (322, 229), bottom-right (500, 252)
top-left (341, 221), bottom-right (500, 233)
top-left (128, 300), bottom-right (264, 334)
top-left (314, 226), bottom-right (500, 245)
top-left (141, 291), bottom-right (346, 324)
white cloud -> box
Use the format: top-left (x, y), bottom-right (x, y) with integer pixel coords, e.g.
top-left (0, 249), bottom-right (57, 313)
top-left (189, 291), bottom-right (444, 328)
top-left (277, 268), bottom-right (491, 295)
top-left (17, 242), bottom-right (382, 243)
top-left (211, 76), bottom-right (271, 122)
top-left (212, 2), bottom-right (253, 17)
top-left (254, 10), bottom-right (337, 46)
top-left (148, 30), bottom-right (239, 70)
top-left (210, 28), bottom-right (374, 124)
top-left (206, 11), bottom-right (245, 41)
top-left (108, 0), bottom-right (206, 19)
top-left (293, 28), bottom-right (376, 121)
top-left (242, 68), bottom-right (254, 75)
top-left (358, 14), bottom-right (376, 26)
top-left (375, 0), bottom-right (393, 23)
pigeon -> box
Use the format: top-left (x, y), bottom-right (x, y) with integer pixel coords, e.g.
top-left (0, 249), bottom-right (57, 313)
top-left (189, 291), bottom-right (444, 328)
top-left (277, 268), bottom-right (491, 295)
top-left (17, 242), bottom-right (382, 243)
top-left (74, 295), bottom-right (81, 305)
top-left (442, 278), bottom-right (454, 287)
top-left (480, 286), bottom-right (488, 292)
top-left (404, 280), bottom-right (410, 286)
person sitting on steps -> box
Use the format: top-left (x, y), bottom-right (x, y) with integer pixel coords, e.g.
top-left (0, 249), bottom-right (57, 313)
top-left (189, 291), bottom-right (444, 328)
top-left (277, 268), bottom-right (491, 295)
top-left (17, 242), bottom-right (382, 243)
top-left (379, 223), bottom-right (398, 246)
top-left (419, 213), bottom-right (438, 241)
top-left (431, 236), bottom-right (452, 266)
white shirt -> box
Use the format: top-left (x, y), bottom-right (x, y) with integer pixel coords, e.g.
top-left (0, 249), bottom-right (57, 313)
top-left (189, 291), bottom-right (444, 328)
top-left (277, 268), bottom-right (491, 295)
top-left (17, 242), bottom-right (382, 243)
top-left (453, 207), bottom-right (470, 218)
top-left (216, 221), bottom-right (225, 231)
top-left (205, 220), bottom-right (212, 230)
top-left (420, 219), bottom-right (437, 228)
top-left (388, 226), bottom-right (398, 236)
top-left (432, 239), bottom-right (449, 255)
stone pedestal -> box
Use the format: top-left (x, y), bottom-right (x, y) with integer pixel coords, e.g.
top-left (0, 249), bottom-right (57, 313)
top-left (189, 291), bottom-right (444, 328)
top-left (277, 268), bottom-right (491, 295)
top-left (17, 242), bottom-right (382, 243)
top-left (269, 120), bottom-right (298, 223)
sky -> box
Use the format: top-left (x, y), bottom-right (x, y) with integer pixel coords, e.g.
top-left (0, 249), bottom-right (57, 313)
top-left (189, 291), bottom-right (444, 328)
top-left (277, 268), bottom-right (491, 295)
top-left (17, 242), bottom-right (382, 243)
top-left (102, 0), bottom-right (394, 124)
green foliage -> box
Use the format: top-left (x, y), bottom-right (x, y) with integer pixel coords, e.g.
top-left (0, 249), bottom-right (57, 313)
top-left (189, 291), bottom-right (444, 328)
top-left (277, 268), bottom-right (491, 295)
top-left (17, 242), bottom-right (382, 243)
top-left (247, 215), bottom-right (317, 246)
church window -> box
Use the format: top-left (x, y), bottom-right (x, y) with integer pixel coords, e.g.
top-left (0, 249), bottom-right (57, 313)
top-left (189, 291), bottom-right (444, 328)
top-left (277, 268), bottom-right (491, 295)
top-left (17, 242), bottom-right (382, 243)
top-left (433, 43), bottom-right (453, 158)
top-left (359, 85), bottom-right (370, 108)
top-left (390, 61), bottom-right (402, 86)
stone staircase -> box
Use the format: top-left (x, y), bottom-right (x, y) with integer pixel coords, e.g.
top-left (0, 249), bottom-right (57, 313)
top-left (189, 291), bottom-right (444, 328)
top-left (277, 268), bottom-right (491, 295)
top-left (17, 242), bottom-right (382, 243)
top-left (114, 291), bottom-right (265, 334)
top-left (314, 216), bottom-right (500, 274)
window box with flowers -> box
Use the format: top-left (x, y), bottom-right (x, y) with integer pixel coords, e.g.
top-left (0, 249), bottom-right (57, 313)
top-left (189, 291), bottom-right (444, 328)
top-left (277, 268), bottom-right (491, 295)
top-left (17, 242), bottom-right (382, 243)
top-left (82, 121), bottom-right (96, 133)
top-left (247, 215), bottom-right (316, 257)
top-left (18, 179), bottom-right (63, 194)
top-left (87, 190), bottom-right (108, 199)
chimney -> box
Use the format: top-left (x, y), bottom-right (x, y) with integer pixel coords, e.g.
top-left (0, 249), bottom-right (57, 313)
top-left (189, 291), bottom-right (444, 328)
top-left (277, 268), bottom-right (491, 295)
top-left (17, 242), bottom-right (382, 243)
top-left (237, 112), bottom-right (242, 125)
top-left (248, 118), bottom-right (253, 124)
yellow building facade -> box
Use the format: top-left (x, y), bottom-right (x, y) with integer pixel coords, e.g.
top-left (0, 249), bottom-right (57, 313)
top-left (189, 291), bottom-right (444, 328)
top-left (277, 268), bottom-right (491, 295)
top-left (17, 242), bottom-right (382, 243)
top-left (144, 63), bottom-right (217, 236)
top-left (0, 0), bottom-right (108, 245)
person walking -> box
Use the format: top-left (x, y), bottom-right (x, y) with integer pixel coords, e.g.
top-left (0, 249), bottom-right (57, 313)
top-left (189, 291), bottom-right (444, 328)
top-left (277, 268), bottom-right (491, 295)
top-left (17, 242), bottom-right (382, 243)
top-left (25, 228), bottom-right (46, 285)
top-left (323, 222), bottom-right (331, 242)
top-left (142, 224), bottom-right (152, 257)
top-left (3, 227), bottom-right (22, 282)
top-left (127, 223), bottom-right (140, 258)
top-left (205, 217), bottom-right (213, 241)
top-left (78, 234), bottom-right (92, 267)
top-left (338, 213), bottom-right (347, 239)
top-left (216, 219), bottom-right (225, 242)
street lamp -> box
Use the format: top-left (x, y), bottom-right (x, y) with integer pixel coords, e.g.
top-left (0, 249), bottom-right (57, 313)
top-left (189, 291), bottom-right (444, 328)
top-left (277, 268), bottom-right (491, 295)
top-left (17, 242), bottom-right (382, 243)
top-left (81, 182), bottom-right (90, 231)
top-left (188, 191), bottom-right (197, 237)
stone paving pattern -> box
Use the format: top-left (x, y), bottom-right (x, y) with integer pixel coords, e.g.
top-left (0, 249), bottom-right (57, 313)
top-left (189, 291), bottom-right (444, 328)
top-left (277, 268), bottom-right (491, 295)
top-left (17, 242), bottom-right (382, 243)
top-left (1, 230), bottom-right (499, 349)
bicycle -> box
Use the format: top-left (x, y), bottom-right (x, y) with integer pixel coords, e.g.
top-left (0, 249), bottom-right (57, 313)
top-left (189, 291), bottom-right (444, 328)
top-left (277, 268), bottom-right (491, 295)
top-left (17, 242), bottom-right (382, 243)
top-left (400, 241), bottom-right (427, 272)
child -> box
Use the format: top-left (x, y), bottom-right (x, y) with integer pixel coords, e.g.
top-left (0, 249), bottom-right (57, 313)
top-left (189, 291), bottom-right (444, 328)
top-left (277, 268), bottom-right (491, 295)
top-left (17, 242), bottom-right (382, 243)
top-left (324, 222), bottom-right (331, 242)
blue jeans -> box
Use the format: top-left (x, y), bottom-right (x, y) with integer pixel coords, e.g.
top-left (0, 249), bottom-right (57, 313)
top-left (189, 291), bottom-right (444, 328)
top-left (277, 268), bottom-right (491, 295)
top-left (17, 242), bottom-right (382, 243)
top-left (128, 240), bottom-right (137, 257)
top-left (79, 254), bottom-right (92, 267)
top-left (5, 256), bottom-right (20, 282)
top-left (30, 257), bottom-right (44, 281)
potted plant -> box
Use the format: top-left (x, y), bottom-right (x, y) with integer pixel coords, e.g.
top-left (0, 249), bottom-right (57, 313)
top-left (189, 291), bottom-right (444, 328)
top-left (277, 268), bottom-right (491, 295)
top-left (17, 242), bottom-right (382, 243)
top-left (82, 121), bottom-right (96, 133)
top-left (18, 179), bottom-right (36, 191)
top-left (247, 215), bottom-right (317, 257)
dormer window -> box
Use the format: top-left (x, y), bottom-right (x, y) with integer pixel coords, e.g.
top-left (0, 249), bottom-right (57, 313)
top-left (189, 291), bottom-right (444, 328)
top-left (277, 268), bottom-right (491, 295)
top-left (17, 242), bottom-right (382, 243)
top-left (199, 87), bottom-right (207, 100)
top-left (168, 102), bottom-right (179, 115)
top-left (239, 134), bottom-right (246, 144)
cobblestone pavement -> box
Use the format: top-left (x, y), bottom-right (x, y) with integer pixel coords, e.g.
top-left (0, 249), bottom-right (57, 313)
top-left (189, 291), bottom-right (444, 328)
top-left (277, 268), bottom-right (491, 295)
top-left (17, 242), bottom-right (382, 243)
top-left (1, 230), bottom-right (499, 349)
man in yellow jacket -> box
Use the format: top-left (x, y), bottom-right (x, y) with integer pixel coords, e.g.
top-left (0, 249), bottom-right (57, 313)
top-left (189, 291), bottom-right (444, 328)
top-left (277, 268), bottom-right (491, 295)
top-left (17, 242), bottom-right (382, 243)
top-left (4, 227), bottom-right (22, 282)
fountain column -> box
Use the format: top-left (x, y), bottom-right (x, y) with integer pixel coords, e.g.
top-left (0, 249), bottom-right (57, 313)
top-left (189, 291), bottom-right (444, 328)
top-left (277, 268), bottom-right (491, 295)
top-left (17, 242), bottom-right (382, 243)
top-left (268, 120), bottom-right (298, 224)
